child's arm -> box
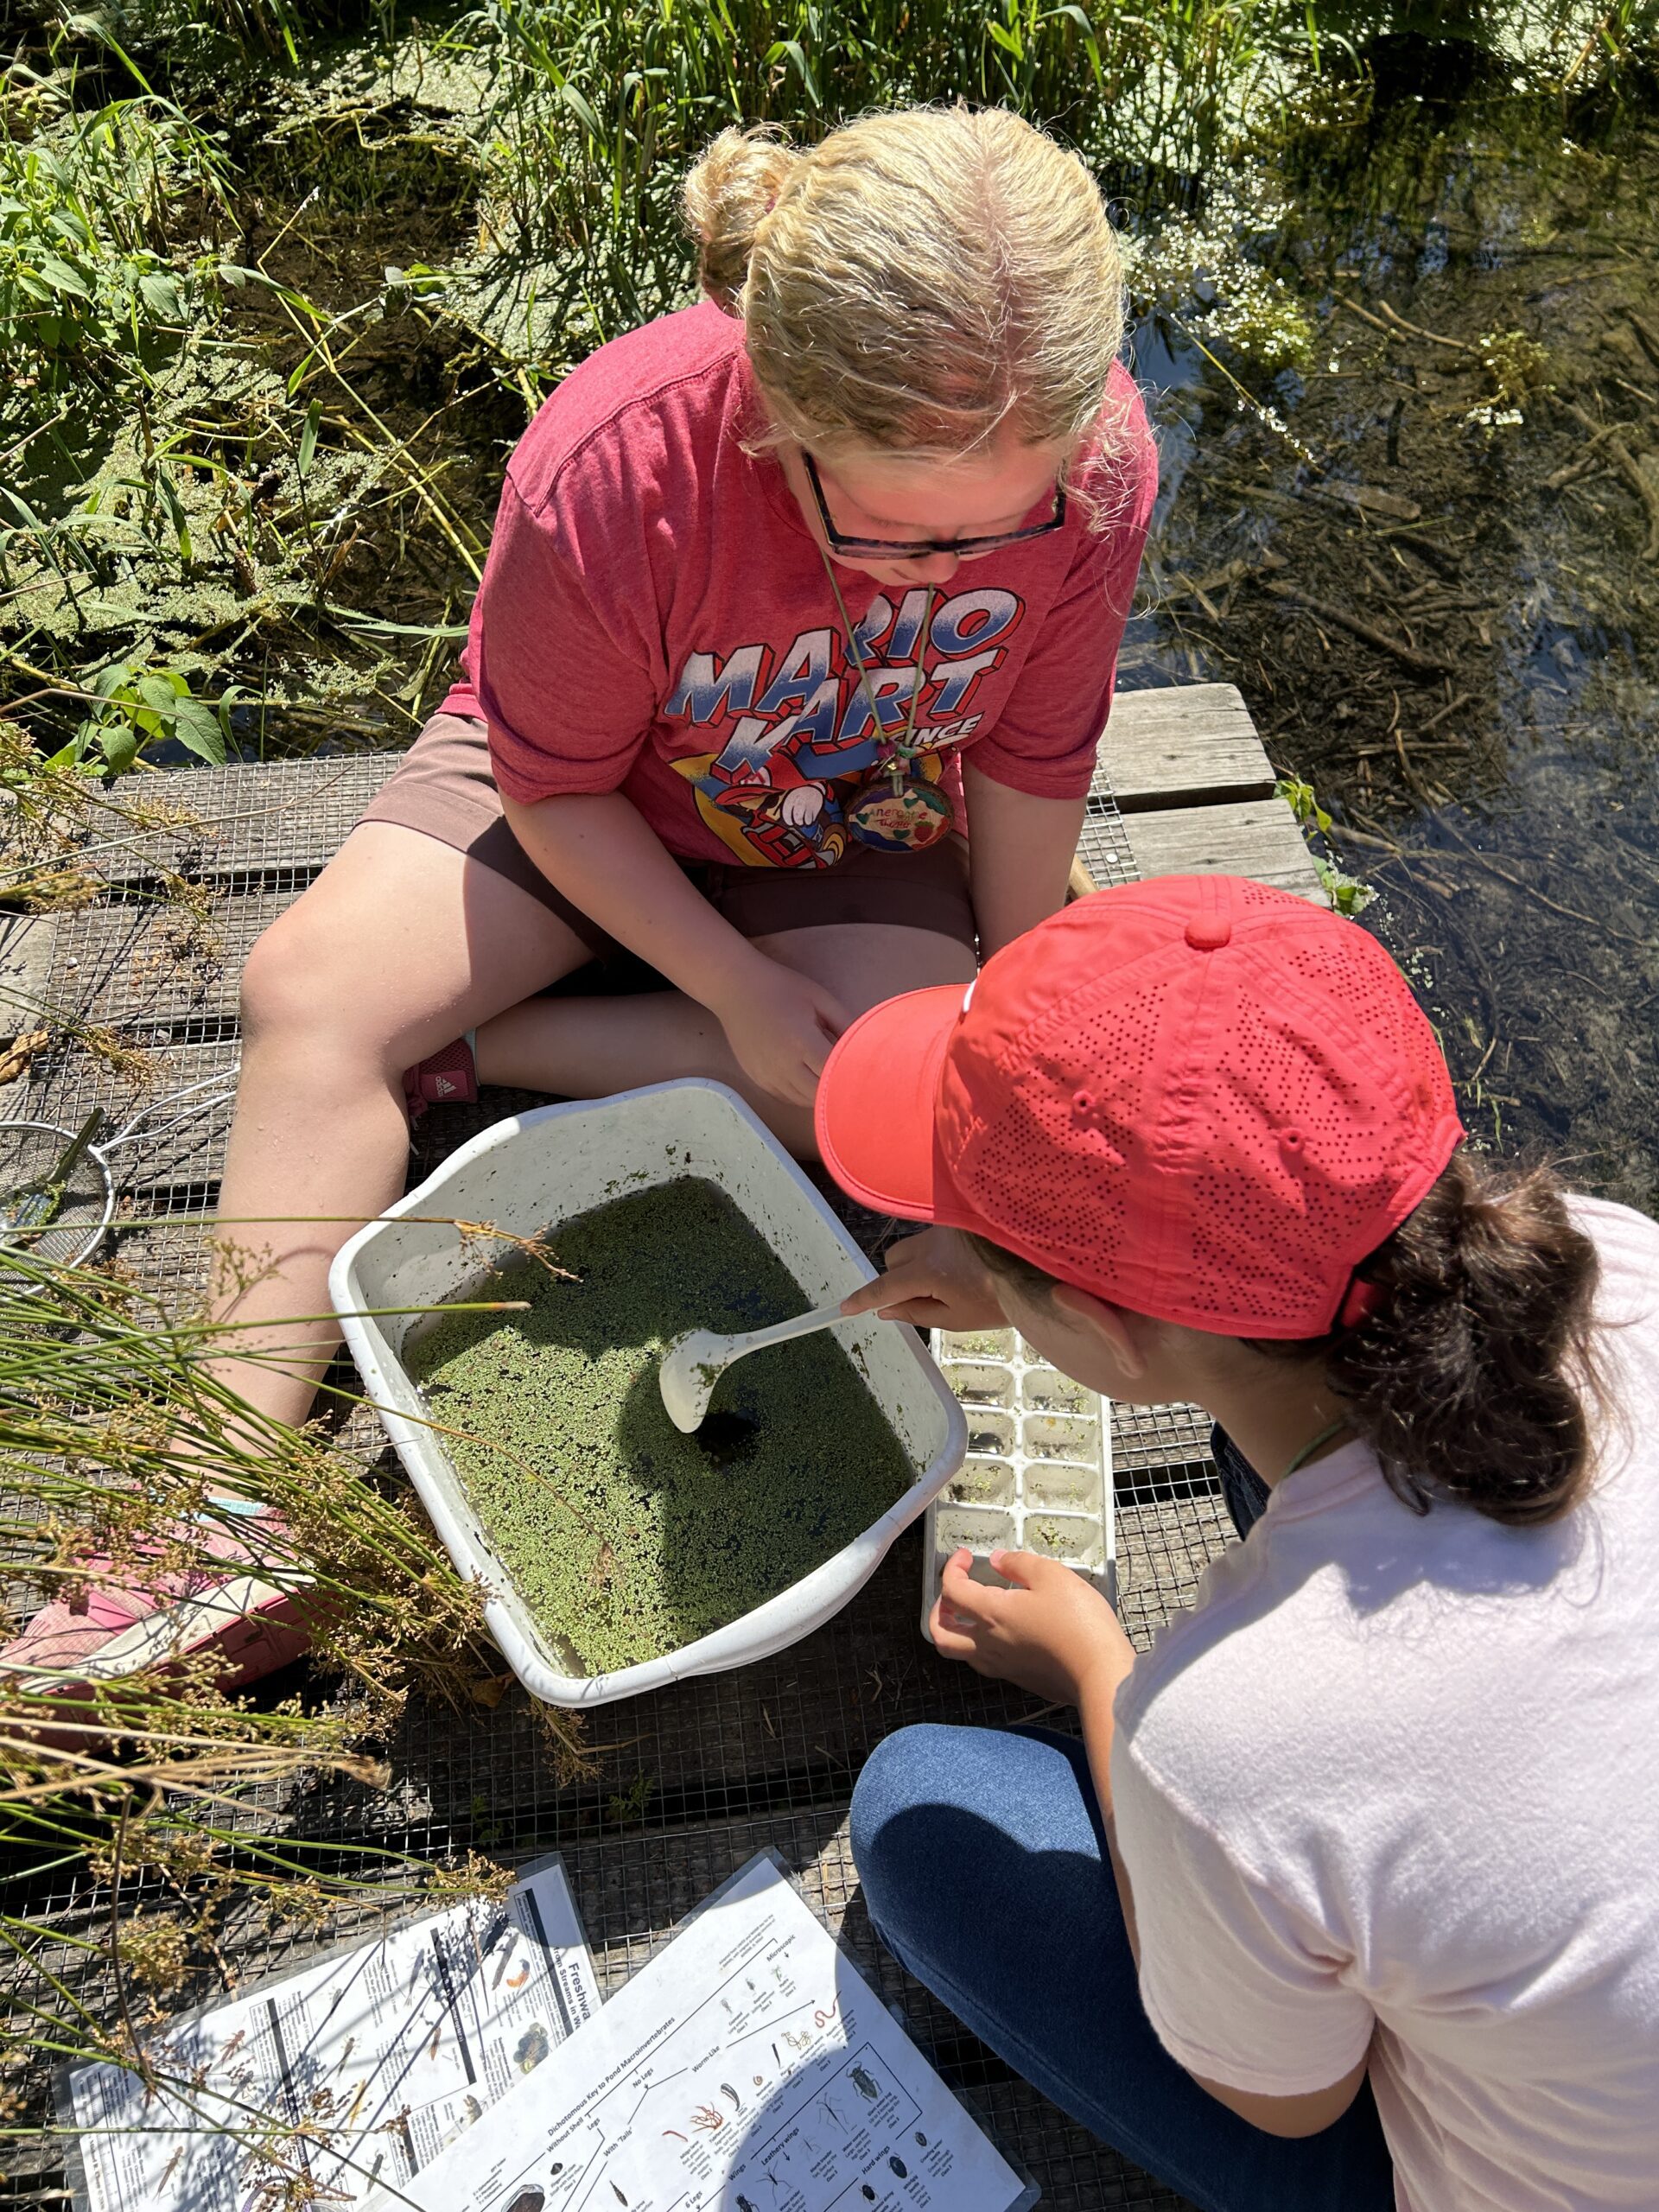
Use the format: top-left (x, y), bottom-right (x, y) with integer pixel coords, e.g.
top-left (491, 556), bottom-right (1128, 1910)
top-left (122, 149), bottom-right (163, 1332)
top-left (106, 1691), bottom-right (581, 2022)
top-left (502, 787), bottom-right (849, 1108)
top-left (962, 766), bottom-right (1085, 956)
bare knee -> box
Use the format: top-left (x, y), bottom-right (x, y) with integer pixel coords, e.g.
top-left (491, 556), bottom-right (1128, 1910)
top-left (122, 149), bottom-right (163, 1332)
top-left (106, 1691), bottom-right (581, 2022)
top-left (240, 909), bottom-right (324, 1044)
top-left (238, 906), bottom-right (404, 1079)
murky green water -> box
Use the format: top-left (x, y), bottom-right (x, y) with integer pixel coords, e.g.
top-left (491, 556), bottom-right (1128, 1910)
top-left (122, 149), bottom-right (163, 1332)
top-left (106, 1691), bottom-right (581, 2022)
top-left (1122, 73), bottom-right (1659, 1212)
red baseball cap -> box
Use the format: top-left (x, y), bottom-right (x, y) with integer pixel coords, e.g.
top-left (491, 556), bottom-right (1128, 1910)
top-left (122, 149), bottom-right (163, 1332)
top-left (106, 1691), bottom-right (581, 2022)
top-left (815, 874), bottom-right (1465, 1338)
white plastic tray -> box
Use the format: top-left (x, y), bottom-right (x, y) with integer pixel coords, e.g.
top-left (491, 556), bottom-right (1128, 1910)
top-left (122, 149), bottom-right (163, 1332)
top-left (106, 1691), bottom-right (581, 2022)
top-left (923, 1326), bottom-right (1116, 1638)
top-left (330, 1079), bottom-right (967, 1707)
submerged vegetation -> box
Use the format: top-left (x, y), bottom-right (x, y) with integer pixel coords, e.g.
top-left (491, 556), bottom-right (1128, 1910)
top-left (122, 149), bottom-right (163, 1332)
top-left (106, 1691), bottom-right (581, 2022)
top-left (410, 1178), bottom-right (912, 1675)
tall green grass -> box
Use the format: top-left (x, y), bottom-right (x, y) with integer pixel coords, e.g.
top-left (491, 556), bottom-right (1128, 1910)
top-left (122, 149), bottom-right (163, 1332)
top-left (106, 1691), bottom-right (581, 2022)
top-left (460, 0), bottom-right (1304, 356)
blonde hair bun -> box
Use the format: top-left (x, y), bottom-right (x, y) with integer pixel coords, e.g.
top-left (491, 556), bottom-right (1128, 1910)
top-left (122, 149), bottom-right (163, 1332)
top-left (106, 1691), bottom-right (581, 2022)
top-left (684, 105), bottom-right (1128, 472)
top-left (683, 126), bottom-right (801, 316)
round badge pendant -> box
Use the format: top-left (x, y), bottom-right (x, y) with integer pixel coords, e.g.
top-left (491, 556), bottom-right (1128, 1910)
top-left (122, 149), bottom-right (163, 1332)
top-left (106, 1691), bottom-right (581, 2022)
top-left (845, 774), bottom-right (952, 854)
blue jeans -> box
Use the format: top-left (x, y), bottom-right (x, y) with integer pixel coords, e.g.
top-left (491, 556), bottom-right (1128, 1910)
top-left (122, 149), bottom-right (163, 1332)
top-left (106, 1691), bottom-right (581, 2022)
top-left (848, 1429), bottom-right (1395, 2212)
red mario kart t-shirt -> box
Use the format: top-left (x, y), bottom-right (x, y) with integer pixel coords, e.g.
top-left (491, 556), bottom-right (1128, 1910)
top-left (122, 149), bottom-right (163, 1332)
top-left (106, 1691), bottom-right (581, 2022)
top-left (443, 300), bottom-right (1156, 870)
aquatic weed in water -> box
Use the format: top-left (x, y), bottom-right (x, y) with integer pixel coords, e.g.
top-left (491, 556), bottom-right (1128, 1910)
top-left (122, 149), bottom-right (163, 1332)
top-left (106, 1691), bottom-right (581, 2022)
top-left (408, 1178), bottom-right (916, 1674)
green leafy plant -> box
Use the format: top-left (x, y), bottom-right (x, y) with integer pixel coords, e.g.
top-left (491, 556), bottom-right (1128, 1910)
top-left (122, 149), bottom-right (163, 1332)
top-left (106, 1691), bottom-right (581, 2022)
top-left (67, 657), bottom-right (234, 772)
top-left (1276, 775), bottom-right (1377, 917)
top-left (0, 93), bottom-right (230, 415)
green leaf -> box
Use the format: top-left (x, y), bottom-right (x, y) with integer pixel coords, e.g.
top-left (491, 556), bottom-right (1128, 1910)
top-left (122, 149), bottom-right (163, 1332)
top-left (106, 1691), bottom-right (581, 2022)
top-left (556, 80), bottom-right (604, 139)
top-left (37, 254), bottom-right (92, 299)
top-left (169, 696), bottom-right (227, 765)
top-left (137, 673), bottom-right (184, 713)
top-left (137, 269), bottom-right (182, 321)
top-left (765, 37), bottom-right (820, 103)
top-left (335, 612), bottom-right (471, 639)
top-left (90, 658), bottom-right (137, 700)
top-left (46, 209), bottom-right (92, 248)
top-left (98, 721), bottom-right (138, 774)
top-left (297, 398), bottom-right (322, 480)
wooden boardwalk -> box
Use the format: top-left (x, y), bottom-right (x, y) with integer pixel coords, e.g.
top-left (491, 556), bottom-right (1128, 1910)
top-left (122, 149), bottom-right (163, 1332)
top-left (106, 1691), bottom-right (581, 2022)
top-left (0, 684), bottom-right (1314, 2212)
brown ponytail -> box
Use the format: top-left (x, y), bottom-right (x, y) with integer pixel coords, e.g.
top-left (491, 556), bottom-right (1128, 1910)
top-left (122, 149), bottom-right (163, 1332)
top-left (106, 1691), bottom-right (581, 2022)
top-left (1309, 1150), bottom-right (1601, 1527)
top-left (969, 1148), bottom-right (1602, 1529)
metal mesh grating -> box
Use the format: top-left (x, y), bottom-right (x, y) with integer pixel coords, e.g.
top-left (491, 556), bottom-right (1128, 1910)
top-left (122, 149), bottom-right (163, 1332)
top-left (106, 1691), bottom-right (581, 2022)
top-left (1077, 768), bottom-right (1138, 891)
top-left (55, 756), bottom-right (399, 892)
top-left (7, 741), bottom-right (1249, 2212)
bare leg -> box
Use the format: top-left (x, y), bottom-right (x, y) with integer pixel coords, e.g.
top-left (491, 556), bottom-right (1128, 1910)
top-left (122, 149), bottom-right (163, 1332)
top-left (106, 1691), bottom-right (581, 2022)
top-left (474, 923), bottom-right (977, 1156)
top-left (209, 825), bottom-right (591, 1427)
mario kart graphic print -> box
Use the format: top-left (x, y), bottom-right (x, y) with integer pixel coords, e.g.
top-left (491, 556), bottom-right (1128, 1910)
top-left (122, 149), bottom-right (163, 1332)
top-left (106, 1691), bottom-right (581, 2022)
top-left (664, 583), bottom-right (1026, 866)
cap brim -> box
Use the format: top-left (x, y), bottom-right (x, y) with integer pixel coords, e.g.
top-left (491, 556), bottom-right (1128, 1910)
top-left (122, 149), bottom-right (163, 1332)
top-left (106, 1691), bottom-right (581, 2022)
top-left (815, 983), bottom-right (964, 1221)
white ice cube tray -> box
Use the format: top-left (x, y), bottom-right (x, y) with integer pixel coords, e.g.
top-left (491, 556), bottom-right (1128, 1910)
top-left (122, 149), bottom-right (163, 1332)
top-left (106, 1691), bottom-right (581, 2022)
top-left (922, 1327), bottom-right (1116, 1639)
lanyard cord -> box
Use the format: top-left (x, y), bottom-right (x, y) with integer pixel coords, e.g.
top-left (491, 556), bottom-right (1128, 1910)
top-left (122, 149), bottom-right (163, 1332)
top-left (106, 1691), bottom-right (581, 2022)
top-left (816, 540), bottom-right (931, 773)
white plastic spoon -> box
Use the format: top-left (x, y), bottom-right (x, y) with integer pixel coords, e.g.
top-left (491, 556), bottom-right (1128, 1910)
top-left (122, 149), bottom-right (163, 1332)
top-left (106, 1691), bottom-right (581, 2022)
top-left (658, 1300), bottom-right (858, 1433)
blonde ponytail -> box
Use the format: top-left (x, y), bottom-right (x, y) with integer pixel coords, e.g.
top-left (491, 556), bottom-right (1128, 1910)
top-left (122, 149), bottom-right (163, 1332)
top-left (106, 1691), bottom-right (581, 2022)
top-left (684, 106), bottom-right (1128, 473)
top-left (682, 127), bottom-right (800, 317)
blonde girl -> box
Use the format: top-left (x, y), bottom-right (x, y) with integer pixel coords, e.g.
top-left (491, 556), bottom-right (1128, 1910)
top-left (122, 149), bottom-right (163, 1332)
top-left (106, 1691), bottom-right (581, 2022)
top-left (4, 105), bottom-right (1155, 1689)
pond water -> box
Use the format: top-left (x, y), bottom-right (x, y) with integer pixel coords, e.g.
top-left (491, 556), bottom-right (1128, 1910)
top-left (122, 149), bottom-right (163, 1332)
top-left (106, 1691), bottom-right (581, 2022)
top-left (1120, 69), bottom-right (1659, 1214)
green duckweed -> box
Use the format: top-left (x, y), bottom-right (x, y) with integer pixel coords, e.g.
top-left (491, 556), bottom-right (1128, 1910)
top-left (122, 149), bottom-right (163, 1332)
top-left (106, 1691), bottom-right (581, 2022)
top-left (407, 1178), bottom-right (915, 1675)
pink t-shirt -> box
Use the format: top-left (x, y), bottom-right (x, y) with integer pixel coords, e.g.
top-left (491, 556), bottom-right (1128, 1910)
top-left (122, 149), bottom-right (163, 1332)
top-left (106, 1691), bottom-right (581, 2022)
top-left (442, 300), bottom-right (1156, 870)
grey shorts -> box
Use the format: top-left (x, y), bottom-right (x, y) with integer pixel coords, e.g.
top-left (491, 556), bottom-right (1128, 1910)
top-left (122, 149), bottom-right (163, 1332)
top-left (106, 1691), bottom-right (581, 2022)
top-left (359, 710), bottom-right (979, 959)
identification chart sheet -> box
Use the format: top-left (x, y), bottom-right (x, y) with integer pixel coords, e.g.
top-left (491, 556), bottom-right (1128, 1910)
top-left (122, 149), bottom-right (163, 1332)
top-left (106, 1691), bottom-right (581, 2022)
top-left (63, 1855), bottom-right (600, 2212)
top-left (384, 1852), bottom-right (1035, 2212)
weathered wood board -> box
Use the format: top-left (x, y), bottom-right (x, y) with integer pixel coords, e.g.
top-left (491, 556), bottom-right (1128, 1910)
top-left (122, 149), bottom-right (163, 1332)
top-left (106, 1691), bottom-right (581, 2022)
top-left (1099, 682), bottom-right (1277, 812)
top-left (1125, 797), bottom-right (1323, 898)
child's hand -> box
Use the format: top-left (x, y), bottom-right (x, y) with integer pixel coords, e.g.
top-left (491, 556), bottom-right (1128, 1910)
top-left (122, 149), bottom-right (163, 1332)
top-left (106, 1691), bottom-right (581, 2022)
top-left (715, 958), bottom-right (852, 1108)
top-left (839, 1228), bottom-right (1005, 1332)
top-left (929, 1548), bottom-right (1135, 1707)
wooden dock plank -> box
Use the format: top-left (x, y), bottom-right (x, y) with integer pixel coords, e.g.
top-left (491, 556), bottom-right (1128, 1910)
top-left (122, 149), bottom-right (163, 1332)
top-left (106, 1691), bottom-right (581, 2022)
top-left (1124, 797), bottom-right (1322, 898)
top-left (0, 913), bottom-right (54, 1041)
top-left (1099, 683), bottom-right (1275, 812)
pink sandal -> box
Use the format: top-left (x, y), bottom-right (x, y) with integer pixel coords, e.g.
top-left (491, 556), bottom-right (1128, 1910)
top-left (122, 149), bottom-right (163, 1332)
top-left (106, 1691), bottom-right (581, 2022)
top-left (0, 1507), bottom-right (311, 1743)
top-left (403, 1030), bottom-right (479, 1122)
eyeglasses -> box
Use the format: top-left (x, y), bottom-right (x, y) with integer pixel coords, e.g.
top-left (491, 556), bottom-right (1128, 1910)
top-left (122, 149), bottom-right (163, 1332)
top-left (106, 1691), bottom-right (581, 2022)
top-left (802, 449), bottom-right (1066, 560)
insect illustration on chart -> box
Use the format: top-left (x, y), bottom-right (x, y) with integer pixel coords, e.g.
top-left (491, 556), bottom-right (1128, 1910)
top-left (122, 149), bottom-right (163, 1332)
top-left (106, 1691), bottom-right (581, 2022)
top-left (721, 2081), bottom-right (743, 2111)
top-left (690, 2103), bottom-right (727, 2134)
top-left (818, 2094), bottom-right (847, 2131)
top-left (611, 2186), bottom-right (630, 2208)
top-left (850, 2065), bottom-right (880, 2102)
top-left (661, 2130), bottom-right (689, 2144)
top-left (915, 2132), bottom-right (929, 2147)
top-left (889, 2155), bottom-right (909, 2177)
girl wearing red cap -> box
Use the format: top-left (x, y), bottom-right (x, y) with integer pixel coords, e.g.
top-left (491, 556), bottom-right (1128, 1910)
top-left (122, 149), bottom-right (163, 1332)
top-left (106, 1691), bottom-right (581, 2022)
top-left (827, 876), bottom-right (1659, 2212)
